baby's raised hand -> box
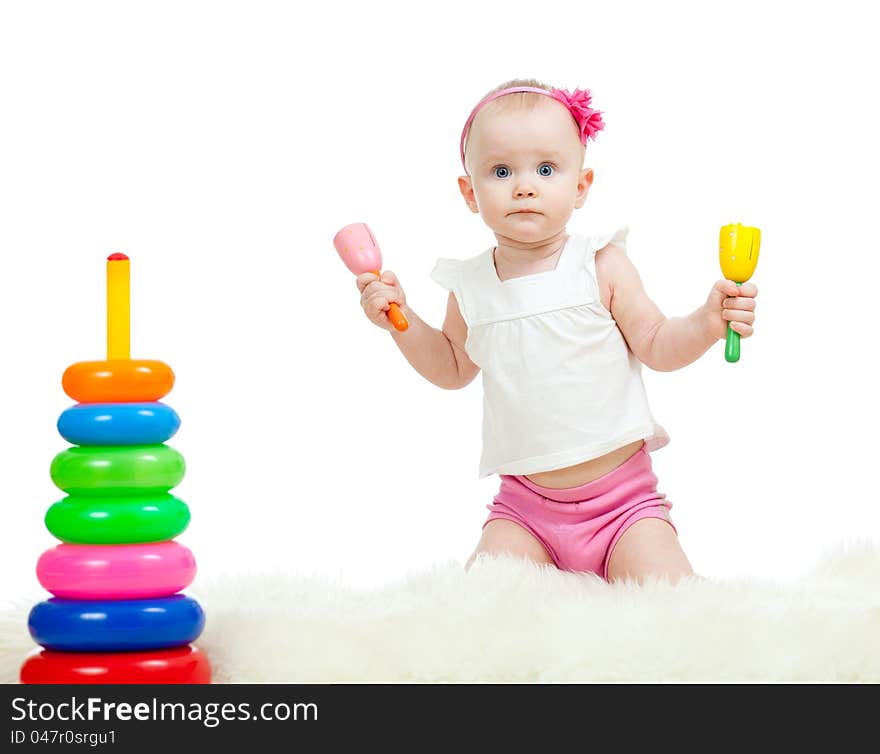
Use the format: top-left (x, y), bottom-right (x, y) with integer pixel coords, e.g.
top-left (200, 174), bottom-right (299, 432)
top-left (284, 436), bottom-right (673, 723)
top-left (704, 279), bottom-right (758, 341)
top-left (356, 270), bottom-right (407, 332)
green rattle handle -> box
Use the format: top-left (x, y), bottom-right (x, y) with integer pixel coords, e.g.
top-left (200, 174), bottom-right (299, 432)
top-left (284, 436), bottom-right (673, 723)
top-left (724, 282), bottom-right (741, 363)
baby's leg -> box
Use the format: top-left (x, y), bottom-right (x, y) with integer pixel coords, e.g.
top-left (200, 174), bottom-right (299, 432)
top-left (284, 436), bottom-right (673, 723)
top-left (606, 518), bottom-right (693, 584)
top-left (465, 519), bottom-right (556, 571)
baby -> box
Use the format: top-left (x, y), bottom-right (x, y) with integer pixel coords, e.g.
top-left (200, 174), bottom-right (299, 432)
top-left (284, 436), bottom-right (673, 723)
top-left (355, 78), bottom-right (758, 584)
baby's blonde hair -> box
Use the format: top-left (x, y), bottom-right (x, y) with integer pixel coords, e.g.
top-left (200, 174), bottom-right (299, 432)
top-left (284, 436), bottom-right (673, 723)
top-left (478, 78), bottom-right (556, 113)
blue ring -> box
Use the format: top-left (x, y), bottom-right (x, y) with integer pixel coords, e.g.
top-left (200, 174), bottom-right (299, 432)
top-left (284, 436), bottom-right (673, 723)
top-left (57, 402), bottom-right (180, 446)
top-left (28, 595), bottom-right (205, 651)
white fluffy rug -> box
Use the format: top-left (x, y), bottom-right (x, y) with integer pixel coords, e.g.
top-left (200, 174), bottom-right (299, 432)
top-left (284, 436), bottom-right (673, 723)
top-left (3, 542), bottom-right (880, 683)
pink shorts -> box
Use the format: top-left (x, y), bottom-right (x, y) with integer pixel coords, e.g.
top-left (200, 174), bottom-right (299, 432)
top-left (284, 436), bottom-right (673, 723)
top-left (485, 445), bottom-right (676, 580)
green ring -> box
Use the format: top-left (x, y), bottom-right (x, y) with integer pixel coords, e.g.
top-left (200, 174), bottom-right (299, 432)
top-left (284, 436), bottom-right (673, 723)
top-left (50, 445), bottom-right (186, 496)
top-left (45, 494), bottom-right (191, 544)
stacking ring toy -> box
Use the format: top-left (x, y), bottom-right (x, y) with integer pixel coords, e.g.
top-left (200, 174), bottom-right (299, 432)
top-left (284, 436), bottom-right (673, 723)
top-left (36, 541), bottom-right (196, 599)
top-left (45, 493), bottom-right (190, 544)
top-left (62, 359), bottom-right (175, 403)
top-left (20, 645), bottom-right (211, 684)
top-left (57, 402), bottom-right (180, 446)
top-left (28, 595), bottom-right (205, 651)
top-left (50, 444), bottom-right (185, 496)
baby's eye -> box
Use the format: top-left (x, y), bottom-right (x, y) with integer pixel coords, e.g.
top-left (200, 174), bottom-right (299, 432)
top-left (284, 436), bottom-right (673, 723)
top-left (493, 166), bottom-right (511, 179)
top-left (538, 163), bottom-right (554, 177)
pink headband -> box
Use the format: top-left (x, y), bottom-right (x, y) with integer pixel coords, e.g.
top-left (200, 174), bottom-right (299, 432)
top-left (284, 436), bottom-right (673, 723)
top-left (459, 86), bottom-right (605, 171)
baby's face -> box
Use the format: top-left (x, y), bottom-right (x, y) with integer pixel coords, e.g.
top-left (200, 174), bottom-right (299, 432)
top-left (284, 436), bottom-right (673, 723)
top-left (460, 100), bottom-right (592, 243)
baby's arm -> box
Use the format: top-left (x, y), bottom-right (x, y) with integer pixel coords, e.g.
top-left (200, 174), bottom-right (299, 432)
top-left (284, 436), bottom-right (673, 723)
top-left (357, 271), bottom-right (479, 390)
top-left (595, 243), bottom-right (758, 371)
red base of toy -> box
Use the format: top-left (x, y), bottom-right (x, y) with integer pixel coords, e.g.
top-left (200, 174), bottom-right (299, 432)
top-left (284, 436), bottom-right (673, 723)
top-left (20, 645), bottom-right (211, 684)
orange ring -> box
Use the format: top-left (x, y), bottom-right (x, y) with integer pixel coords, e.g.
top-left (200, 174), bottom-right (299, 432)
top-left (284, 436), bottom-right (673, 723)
top-left (62, 360), bottom-right (175, 403)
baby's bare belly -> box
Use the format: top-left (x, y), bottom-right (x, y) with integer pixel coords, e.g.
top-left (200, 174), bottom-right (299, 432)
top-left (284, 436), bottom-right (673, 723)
top-left (523, 439), bottom-right (645, 489)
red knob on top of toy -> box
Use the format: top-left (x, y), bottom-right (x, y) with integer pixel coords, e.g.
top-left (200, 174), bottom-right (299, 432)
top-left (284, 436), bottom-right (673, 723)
top-left (333, 222), bottom-right (409, 332)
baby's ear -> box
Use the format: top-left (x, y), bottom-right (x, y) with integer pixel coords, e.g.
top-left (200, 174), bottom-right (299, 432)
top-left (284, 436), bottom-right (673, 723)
top-left (574, 167), bottom-right (594, 208)
top-left (457, 175), bottom-right (479, 213)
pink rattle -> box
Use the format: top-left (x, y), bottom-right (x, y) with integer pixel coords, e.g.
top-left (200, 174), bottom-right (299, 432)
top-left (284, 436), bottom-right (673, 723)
top-left (333, 223), bottom-right (409, 332)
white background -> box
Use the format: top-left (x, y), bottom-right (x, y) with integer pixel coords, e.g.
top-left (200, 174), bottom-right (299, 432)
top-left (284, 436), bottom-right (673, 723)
top-left (1, 0), bottom-right (878, 598)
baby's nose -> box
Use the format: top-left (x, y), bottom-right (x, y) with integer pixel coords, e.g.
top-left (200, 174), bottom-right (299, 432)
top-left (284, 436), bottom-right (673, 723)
top-left (514, 186), bottom-right (537, 198)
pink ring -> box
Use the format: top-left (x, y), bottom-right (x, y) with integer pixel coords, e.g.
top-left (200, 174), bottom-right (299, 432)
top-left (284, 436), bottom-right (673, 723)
top-left (36, 542), bottom-right (196, 600)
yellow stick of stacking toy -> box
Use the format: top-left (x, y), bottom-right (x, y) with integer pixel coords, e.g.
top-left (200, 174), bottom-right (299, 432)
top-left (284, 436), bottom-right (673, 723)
top-left (106, 253), bottom-right (131, 360)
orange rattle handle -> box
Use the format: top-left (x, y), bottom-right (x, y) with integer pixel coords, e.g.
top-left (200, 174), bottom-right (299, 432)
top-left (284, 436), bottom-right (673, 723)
top-left (370, 269), bottom-right (409, 332)
top-left (388, 304), bottom-right (409, 332)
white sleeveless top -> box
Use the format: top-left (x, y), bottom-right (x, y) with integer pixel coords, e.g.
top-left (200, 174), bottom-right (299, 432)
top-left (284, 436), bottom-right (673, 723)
top-left (430, 227), bottom-right (669, 478)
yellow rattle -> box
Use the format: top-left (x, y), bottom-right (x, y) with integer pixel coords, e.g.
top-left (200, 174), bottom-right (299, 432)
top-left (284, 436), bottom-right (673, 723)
top-left (719, 223), bottom-right (761, 363)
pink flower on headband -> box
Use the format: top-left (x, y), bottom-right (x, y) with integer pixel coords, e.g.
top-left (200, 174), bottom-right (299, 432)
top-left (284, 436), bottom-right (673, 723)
top-left (550, 87), bottom-right (605, 144)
